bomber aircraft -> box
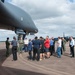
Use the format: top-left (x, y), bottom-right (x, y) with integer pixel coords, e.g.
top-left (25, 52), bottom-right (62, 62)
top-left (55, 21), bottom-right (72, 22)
top-left (0, 0), bottom-right (38, 39)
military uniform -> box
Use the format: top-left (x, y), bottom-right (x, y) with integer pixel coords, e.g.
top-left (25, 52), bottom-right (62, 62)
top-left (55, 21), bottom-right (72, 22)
top-left (18, 40), bottom-right (24, 53)
top-left (5, 39), bottom-right (10, 57)
top-left (62, 39), bottom-right (66, 52)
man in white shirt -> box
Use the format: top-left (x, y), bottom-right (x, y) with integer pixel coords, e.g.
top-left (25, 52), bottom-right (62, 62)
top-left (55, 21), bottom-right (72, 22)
top-left (70, 36), bottom-right (74, 58)
top-left (56, 37), bottom-right (62, 58)
top-left (24, 38), bottom-right (29, 52)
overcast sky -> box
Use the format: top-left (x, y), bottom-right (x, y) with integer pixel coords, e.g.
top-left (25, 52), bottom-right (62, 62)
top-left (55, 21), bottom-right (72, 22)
top-left (0, 0), bottom-right (75, 41)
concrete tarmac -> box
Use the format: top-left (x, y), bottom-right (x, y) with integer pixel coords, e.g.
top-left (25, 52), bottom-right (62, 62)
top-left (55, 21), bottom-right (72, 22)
top-left (0, 42), bottom-right (75, 75)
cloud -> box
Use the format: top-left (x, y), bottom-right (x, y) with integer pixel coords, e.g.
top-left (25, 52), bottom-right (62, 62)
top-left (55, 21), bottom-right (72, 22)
top-left (11, 0), bottom-right (69, 20)
top-left (68, 0), bottom-right (74, 3)
top-left (5, 0), bottom-right (12, 2)
top-left (10, 0), bottom-right (75, 37)
top-left (0, 30), bottom-right (17, 41)
top-left (0, 0), bottom-right (75, 40)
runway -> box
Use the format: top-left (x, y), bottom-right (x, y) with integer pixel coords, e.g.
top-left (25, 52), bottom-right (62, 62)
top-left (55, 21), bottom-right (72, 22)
top-left (0, 42), bottom-right (75, 75)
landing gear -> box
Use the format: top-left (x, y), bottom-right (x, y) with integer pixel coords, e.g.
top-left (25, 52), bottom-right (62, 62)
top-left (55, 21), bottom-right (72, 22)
top-left (15, 29), bottom-right (27, 40)
top-left (17, 34), bottom-right (26, 40)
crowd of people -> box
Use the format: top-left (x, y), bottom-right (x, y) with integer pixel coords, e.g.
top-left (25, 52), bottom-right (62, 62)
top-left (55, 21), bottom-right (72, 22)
top-left (5, 36), bottom-right (75, 61)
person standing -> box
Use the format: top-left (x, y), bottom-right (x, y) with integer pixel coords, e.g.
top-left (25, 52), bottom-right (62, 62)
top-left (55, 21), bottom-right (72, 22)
top-left (24, 38), bottom-right (29, 52)
top-left (69, 36), bottom-right (74, 58)
top-left (5, 37), bottom-right (10, 57)
top-left (69, 38), bottom-right (72, 55)
top-left (11, 37), bottom-right (18, 61)
top-left (27, 39), bottom-right (33, 60)
top-left (39, 37), bottom-right (45, 60)
top-left (18, 37), bottom-right (24, 53)
top-left (44, 36), bottom-right (50, 58)
top-left (56, 37), bottom-right (62, 58)
top-left (52, 37), bottom-right (55, 54)
top-left (62, 37), bottom-right (66, 54)
top-left (50, 37), bottom-right (54, 56)
top-left (32, 36), bottom-right (41, 61)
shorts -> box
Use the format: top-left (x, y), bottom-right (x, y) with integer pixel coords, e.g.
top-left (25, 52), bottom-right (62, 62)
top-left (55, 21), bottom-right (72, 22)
top-left (40, 48), bottom-right (45, 53)
top-left (44, 48), bottom-right (49, 52)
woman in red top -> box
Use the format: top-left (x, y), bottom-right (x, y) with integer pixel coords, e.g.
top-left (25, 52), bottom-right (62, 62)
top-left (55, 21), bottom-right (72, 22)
top-left (44, 36), bottom-right (50, 58)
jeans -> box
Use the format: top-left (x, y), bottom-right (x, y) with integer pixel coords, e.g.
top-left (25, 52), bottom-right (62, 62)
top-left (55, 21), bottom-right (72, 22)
top-left (24, 45), bottom-right (28, 52)
top-left (29, 50), bottom-right (32, 59)
top-left (56, 47), bottom-right (61, 58)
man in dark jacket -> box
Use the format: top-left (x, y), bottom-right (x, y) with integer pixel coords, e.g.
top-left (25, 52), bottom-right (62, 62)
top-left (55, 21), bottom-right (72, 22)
top-left (5, 37), bottom-right (10, 57)
top-left (32, 36), bottom-right (41, 61)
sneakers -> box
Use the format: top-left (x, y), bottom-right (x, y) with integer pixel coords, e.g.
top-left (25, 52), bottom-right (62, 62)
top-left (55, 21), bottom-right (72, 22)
top-left (40, 59), bottom-right (42, 61)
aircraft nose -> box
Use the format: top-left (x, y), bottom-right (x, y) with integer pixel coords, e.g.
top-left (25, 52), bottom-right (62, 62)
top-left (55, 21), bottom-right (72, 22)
top-left (19, 14), bottom-right (38, 33)
top-left (0, 1), bottom-right (38, 33)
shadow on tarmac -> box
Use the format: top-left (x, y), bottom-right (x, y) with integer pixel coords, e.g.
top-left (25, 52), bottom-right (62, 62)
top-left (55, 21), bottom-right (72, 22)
top-left (0, 66), bottom-right (47, 75)
top-left (0, 49), bottom-right (7, 65)
top-left (0, 49), bottom-right (47, 75)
